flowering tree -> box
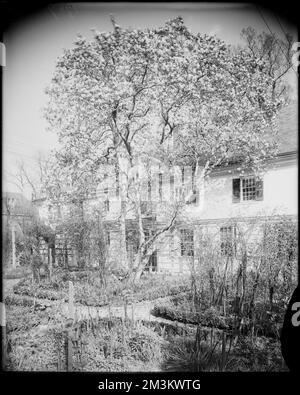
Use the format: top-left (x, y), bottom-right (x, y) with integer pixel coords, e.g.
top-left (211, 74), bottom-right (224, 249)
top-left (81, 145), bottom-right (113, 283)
top-left (44, 17), bottom-right (282, 282)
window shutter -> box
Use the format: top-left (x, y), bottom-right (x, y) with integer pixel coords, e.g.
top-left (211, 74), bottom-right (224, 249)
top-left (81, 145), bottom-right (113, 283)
top-left (255, 178), bottom-right (264, 201)
top-left (232, 178), bottom-right (240, 203)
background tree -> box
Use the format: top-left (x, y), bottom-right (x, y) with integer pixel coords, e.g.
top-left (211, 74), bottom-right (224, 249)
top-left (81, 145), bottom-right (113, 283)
top-left (241, 26), bottom-right (294, 101)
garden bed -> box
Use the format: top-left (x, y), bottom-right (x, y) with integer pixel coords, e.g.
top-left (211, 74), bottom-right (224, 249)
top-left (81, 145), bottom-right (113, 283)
top-left (5, 304), bottom-right (164, 372)
top-left (152, 294), bottom-right (284, 339)
top-left (12, 269), bottom-right (190, 307)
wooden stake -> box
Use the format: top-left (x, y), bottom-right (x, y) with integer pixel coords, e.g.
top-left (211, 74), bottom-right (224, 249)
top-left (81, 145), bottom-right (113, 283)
top-left (48, 247), bottom-right (53, 282)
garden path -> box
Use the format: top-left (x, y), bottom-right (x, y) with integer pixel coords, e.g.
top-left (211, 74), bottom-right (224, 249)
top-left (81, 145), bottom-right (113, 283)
top-left (6, 290), bottom-right (196, 332)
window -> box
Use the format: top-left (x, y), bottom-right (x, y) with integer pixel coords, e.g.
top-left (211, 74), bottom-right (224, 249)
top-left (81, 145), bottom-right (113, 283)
top-left (175, 186), bottom-right (185, 201)
top-left (242, 178), bottom-right (256, 200)
top-left (104, 199), bottom-right (110, 212)
top-left (180, 229), bottom-right (194, 257)
top-left (220, 226), bottom-right (236, 256)
top-left (191, 164), bottom-right (196, 190)
top-left (144, 251), bottom-right (158, 272)
top-left (232, 177), bottom-right (263, 203)
top-left (126, 229), bottom-right (139, 253)
top-left (181, 167), bottom-right (185, 186)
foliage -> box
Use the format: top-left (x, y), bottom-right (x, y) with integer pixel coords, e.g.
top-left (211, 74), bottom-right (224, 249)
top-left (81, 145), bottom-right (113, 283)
top-left (45, 17), bottom-right (281, 180)
top-left (162, 332), bottom-right (286, 372)
top-left (241, 26), bottom-right (294, 100)
top-left (53, 211), bottom-right (108, 272)
top-left (43, 17), bottom-right (283, 281)
top-left (13, 277), bottom-right (66, 301)
top-left (6, 305), bottom-right (50, 333)
top-left (5, 305), bottom-right (163, 372)
top-left (12, 271), bottom-right (190, 306)
top-left (4, 265), bottom-right (32, 280)
top-left (71, 319), bottom-right (164, 372)
top-left (152, 302), bottom-right (229, 329)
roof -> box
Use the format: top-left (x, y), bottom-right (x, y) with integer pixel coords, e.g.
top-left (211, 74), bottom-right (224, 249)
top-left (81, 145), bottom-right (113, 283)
top-left (276, 101), bottom-right (298, 154)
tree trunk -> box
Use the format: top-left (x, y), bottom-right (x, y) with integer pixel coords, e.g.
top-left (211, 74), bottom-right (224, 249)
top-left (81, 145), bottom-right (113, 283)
top-left (117, 154), bottom-right (129, 270)
top-left (128, 171), bottom-right (146, 283)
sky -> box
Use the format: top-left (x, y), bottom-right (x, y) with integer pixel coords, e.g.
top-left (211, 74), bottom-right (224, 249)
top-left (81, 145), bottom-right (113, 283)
top-left (2, 2), bottom-right (298, 198)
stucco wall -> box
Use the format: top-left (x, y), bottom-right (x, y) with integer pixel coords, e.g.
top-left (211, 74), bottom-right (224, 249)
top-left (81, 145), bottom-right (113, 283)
top-left (184, 159), bottom-right (297, 221)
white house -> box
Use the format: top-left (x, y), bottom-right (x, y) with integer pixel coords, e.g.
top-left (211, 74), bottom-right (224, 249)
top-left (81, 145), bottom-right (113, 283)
top-left (32, 102), bottom-right (298, 273)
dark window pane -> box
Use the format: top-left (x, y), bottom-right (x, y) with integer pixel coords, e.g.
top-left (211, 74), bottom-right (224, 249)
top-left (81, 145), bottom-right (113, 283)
top-left (232, 178), bottom-right (240, 203)
top-left (180, 229), bottom-right (194, 257)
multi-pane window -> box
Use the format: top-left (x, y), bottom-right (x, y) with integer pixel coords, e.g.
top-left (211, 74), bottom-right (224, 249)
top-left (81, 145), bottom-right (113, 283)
top-left (220, 226), bottom-right (236, 256)
top-left (180, 229), bottom-right (194, 257)
top-left (242, 178), bottom-right (256, 200)
top-left (104, 199), bottom-right (110, 212)
top-left (175, 186), bottom-right (185, 201)
top-left (232, 177), bottom-right (263, 203)
top-left (144, 251), bottom-right (158, 272)
top-left (126, 229), bottom-right (139, 253)
top-left (143, 231), bottom-right (157, 272)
